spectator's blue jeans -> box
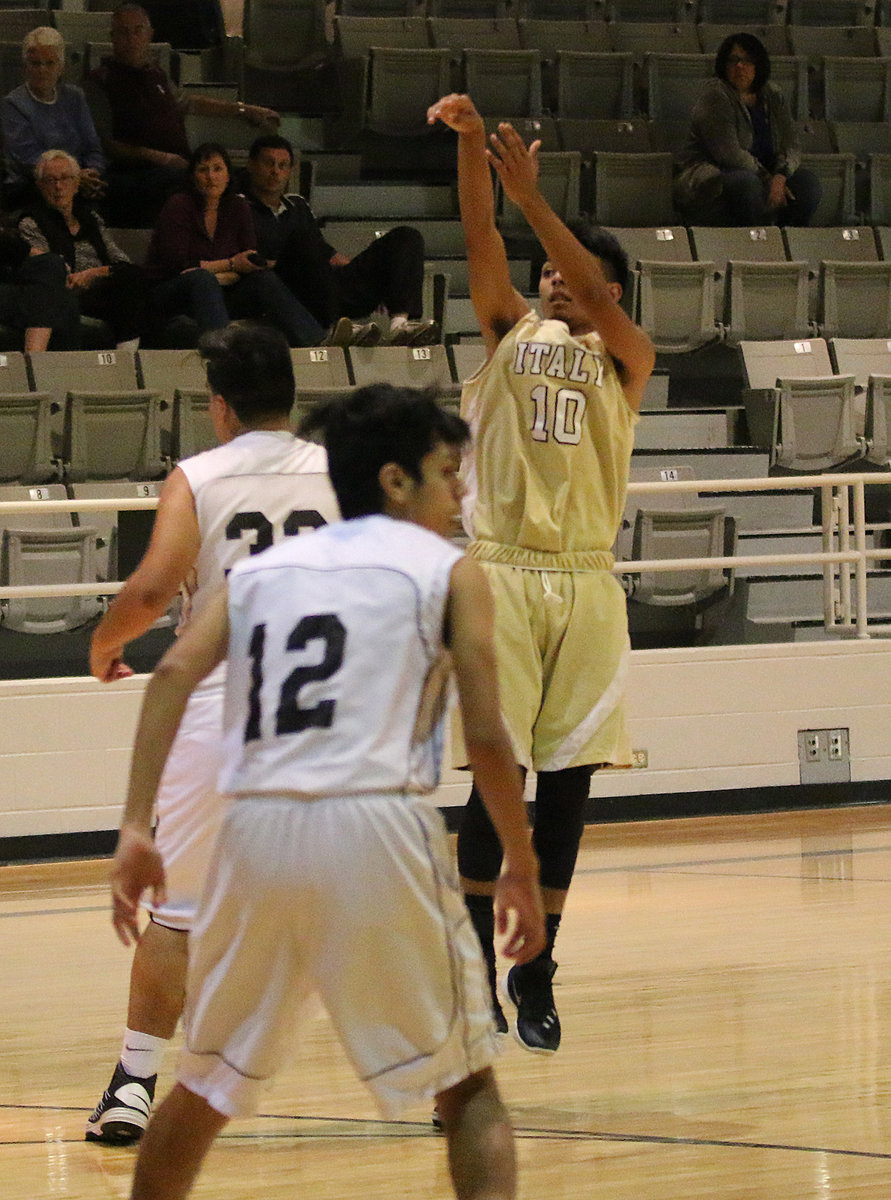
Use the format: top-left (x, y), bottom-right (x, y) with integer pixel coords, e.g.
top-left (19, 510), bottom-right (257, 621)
top-left (721, 167), bottom-right (822, 226)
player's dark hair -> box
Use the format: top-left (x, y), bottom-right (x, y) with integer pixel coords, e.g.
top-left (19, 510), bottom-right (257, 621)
top-left (300, 384), bottom-right (469, 519)
top-left (715, 32), bottom-right (771, 92)
top-left (248, 134), bottom-right (294, 163)
top-left (198, 322), bottom-right (295, 420)
top-left (532, 221), bottom-right (630, 294)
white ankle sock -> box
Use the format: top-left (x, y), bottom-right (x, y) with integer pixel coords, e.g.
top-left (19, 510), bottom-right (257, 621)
top-left (120, 1028), bottom-right (168, 1078)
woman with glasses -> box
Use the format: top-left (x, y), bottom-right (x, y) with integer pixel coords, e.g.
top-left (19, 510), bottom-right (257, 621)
top-left (674, 32), bottom-right (820, 226)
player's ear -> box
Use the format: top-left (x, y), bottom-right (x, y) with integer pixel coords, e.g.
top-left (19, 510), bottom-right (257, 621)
top-left (378, 461), bottom-right (411, 507)
top-left (606, 280), bottom-right (622, 304)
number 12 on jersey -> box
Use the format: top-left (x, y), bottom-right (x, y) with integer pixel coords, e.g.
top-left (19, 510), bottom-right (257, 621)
top-left (244, 613), bottom-right (346, 742)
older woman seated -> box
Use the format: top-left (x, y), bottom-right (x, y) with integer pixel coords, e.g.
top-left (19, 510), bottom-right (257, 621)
top-left (674, 32), bottom-right (821, 227)
top-left (2, 26), bottom-right (106, 207)
top-left (144, 141), bottom-right (324, 346)
top-left (18, 150), bottom-right (146, 348)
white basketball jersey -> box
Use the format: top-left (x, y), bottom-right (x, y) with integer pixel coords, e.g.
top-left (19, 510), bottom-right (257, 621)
top-left (220, 515), bottom-right (463, 799)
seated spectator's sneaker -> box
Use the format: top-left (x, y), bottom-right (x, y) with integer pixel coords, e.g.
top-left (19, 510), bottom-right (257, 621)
top-left (322, 317), bottom-right (354, 347)
top-left (386, 319), bottom-right (440, 347)
top-left (350, 321), bottom-right (382, 347)
top-left (503, 958), bottom-right (561, 1054)
top-left (85, 1062), bottom-right (156, 1144)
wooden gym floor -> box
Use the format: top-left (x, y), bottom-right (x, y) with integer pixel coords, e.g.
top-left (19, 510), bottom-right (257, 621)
top-left (3, 803), bottom-right (891, 1199)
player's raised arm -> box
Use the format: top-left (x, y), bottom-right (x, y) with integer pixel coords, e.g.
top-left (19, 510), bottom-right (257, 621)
top-left (427, 93), bottom-right (530, 356)
top-left (446, 555), bottom-right (545, 964)
top-left (488, 121), bottom-right (656, 410)
top-left (110, 586), bottom-right (230, 945)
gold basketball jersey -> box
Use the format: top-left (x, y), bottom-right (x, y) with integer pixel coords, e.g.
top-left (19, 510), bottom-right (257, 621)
top-left (461, 311), bottom-right (638, 563)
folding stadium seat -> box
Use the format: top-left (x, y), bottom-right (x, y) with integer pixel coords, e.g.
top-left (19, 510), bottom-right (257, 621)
top-left (771, 373), bottom-right (863, 472)
top-left (723, 260), bottom-right (812, 344)
top-left (320, 219), bottom-right (467, 258)
top-left (591, 151), bottom-right (676, 226)
top-left (636, 260), bottom-right (721, 353)
top-left (4, 9), bottom-right (57, 45)
top-left (29, 348), bottom-right (142, 432)
top-left (784, 225), bottom-right (878, 320)
top-left (54, 10), bottom-right (117, 73)
top-left (60, 391), bottom-right (168, 484)
top-left (626, 506), bottom-right (736, 636)
top-left (832, 121), bottom-right (891, 159)
top-left (645, 53), bottom-right (716, 122)
top-left (823, 58), bottom-right (891, 124)
top-left (334, 15), bottom-right (430, 55)
top-left (605, 225), bottom-right (693, 266)
top-left (84, 40), bottom-right (173, 77)
top-left (739, 336), bottom-right (834, 444)
top-left (241, 0), bottom-right (331, 109)
top-left (0, 351), bottom-right (31, 395)
top-left (346, 344), bottom-right (454, 392)
top-left (787, 24), bottom-right (877, 61)
top-left (461, 48), bottom-right (543, 117)
top-left (608, 22), bottom-right (701, 65)
top-left (697, 24), bottom-right (790, 57)
top-left (645, 117), bottom-right (690, 157)
top-left (787, 0), bottom-right (876, 22)
top-left (794, 120), bottom-right (837, 155)
top-left (863, 373), bottom-right (891, 464)
top-left (365, 47), bottom-right (452, 134)
top-left (449, 341), bottom-right (487, 388)
top-left (517, 19), bottom-right (611, 56)
top-left (817, 261), bottom-right (891, 338)
top-left (427, 17), bottom-right (521, 52)
top-left (499, 151), bottom-right (582, 238)
top-left (798, 153), bottom-right (856, 225)
top-left (830, 338), bottom-right (891, 389)
top-left (0, 393), bottom-right (58, 486)
top-left (67, 479), bottom-right (161, 584)
top-left (740, 337), bottom-right (835, 389)
top-left (691, 225), bottom-right (787, 323)
top-left (553, 51), bottom-right (634, 119)
top-left (0, 526), bottom-right (104, 634)
top-left (766, 56), bottom-right (809, 120)
top-left (697, 0), bottom-right (788, 20)
top-left (290, 346), bottom-right (352, 394)
top-left (558, 118), bottom-right (650, 154)
top-left (603, 1), bottom-right (696, 19)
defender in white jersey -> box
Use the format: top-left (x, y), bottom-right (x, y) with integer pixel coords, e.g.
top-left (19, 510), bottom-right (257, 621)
top-left (108, 384), bottom-right (544, 1200)
top-left (86, 323), bottom-right (339, 1145)
top-left (428, 94), bottom-right (655, 1055)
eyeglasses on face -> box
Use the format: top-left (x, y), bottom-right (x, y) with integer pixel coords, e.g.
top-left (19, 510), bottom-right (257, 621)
top-left (727, 55), bottom-right (754, 66)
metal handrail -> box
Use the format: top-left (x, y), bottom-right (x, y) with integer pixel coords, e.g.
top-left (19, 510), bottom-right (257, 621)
top-left (0, 472), bottom-right (889, 637)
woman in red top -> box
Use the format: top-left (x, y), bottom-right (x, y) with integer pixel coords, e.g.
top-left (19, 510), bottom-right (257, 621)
top-left (146, 143), bottom-right (324, 345)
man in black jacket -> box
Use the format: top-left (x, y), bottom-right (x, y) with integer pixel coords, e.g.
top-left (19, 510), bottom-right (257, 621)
top-left (241, 135), bottom-right (439, 347)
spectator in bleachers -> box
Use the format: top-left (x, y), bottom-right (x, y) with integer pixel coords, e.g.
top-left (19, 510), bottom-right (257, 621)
top-left (0, 218), bottom-right (79, 351)
top-left (2, 27), bottom-right (106, 209)
top-left (144, 141), bottom-right (325, 346)
top-left (85, 3), bottom-right (278, 226)
top-left (674, 32), bottom-right (821, 227)
top-left (18, 150), bottom-right (147, 349)
top-left (240, 135), bottom-right (439, 347)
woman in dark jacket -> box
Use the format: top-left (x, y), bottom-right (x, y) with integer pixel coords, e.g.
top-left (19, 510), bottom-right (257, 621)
top-left (144, 141), bottom-right (324, 345)
top-left (18, 148), bottom-right (146, 346)
top-left (674, 32), bottom-right (821, 226)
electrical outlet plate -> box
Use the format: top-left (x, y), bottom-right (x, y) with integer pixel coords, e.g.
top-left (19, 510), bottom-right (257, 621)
top-left (797, 728), bottom-right (850, 784)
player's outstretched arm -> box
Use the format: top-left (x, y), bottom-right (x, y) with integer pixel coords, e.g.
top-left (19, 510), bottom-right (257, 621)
top-left (90, 467), bottom-right (201, 682)
top-left (110, 586), bottom-right (230, 946)
top-left (488, 121), bottom-right (656, 410)
top-left (447, 557), bottom-right (545, 964)
top-left (427, 93), bottom-right (529, 356)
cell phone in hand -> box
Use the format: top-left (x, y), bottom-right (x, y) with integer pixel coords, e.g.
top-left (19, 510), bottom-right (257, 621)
top-left (247, 252), bottom-right (267, 267)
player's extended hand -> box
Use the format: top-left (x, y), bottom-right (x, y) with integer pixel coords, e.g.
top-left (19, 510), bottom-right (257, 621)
top-left (110, 824), bottom-right (167, 946)
top-left (427, 92), bottom-right (485, 136)
top-left (486, 122), bottom-right (541, 210)
top-left (90, 641), bottom-right (134, 682)
top-left (494, 863), bottom-right (546, 965)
